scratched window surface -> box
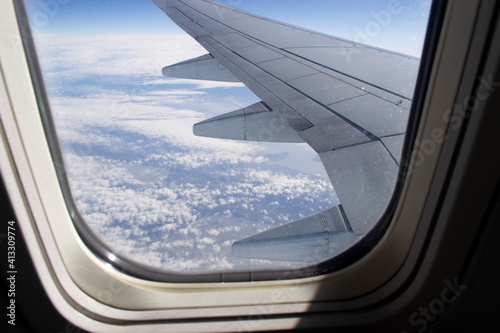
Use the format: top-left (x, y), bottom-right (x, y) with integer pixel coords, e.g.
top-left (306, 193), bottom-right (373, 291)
top-left (23, 0), bottom-right (432, 273)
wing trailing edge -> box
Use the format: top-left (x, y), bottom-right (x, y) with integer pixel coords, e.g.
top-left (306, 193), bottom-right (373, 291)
top-left (232, 205), bottom-right (357, 262)
top-left (193, 102), bottom-right (304, 143)
top-left (162, 53), bottom-right (240, 82)
top-left (320, 141), bottom-right (400, 236)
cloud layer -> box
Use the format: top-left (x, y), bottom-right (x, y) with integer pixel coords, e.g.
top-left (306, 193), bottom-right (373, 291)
top-left (35, 33), bottom-right (337, 272)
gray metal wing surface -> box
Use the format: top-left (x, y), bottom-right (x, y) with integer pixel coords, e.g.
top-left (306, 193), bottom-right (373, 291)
top-left (153, 0), bottom-right (419, 262)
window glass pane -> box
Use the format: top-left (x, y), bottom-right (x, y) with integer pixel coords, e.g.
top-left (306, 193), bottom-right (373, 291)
top-left (22, 0), bottom-right (433, 275)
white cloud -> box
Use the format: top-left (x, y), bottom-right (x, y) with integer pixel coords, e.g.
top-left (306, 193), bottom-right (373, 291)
top-left (157, 78), bottom-right (246, 90)
top-left (35, 32), bottom-right (338, 272)
top-left (34, 34), bottom-right (205, 76)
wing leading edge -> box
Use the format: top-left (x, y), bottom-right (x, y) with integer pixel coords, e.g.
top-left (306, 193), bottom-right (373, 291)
top-left (154, 0), bottom-right (417, 262)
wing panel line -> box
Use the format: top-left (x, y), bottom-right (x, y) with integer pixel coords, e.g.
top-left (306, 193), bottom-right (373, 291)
top-left (176, 0), bottom-right (415, 101)
top-left (200, 38), bottom-right (314, 132)
top-left (204, 37), bottom-right (378, 143)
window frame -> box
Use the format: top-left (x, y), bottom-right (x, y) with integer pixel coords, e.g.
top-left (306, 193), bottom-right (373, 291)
top-left (14, 0), bottom-right (441, 283)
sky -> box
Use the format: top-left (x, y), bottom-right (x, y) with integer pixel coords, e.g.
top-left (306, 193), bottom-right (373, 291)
top-left (22, 0), bottom-right (433, 273)
top-left (24, 0), bottom-right (432, 56)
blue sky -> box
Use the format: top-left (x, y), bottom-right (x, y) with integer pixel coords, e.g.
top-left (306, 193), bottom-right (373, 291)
top-left (24, 0), bottom-right (432, 55)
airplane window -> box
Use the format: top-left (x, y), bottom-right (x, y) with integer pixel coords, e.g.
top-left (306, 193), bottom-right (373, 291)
top-left (20, 0), bottom-right (433, 280)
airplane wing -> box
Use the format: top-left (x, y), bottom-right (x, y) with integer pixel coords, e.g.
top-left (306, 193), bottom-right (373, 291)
top-left (153, 0), bottom-right (419, 262)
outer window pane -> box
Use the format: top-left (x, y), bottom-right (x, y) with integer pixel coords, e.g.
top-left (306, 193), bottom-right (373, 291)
top-left (22, 0), bottom-right (432, 275)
